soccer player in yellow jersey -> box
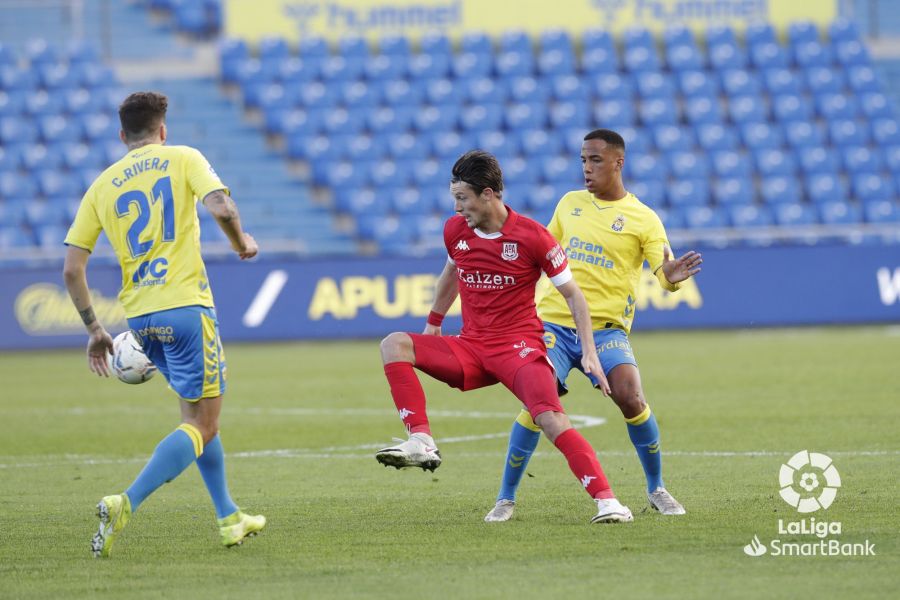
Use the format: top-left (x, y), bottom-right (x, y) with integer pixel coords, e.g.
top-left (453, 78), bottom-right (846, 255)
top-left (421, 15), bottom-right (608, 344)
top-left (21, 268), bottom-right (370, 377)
top-left (63, 92), bottom-right (265, 557)
top-left (485, 129), bottom-right (703, 522)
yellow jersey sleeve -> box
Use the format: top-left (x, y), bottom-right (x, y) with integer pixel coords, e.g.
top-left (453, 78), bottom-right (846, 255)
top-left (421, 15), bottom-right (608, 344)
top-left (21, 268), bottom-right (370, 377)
top-left (643, 213), bottom-right (681, 292)
top-left (64, 185), bottom-right (102, 252)
top-left (184, 147), bottom-right (228, 201)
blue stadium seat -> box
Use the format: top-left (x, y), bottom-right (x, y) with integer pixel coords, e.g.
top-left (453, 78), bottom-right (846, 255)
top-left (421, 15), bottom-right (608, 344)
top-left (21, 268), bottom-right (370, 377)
top-left (696, 123), bottom-right (739, 151)
top-left (639, 98), bottom-right (678, 125)
top-left (623, 45), bottom-right (660, 72)
top-left (322, 107), bottom-right (366, 134)
top-left (550, 74), bottom-right (590, 101)
top-left (429, 130), bottom-right (467, 158)
top-left (803, 67), bottom-right (847, 94)
top-left (666, 42), bottom-right (704, 71)
top-left (593, 98), bottom-right (636, 126)
top-left (462, 77), bottom-right (508, 104)
top-left (460, 32), bottom-right (492, 55)
top-left (387, 132), bottom-right (429, 160)
top-left (495, 50), bottom-right (534, 78)
top-left (740, 122), bottom-right (784, 149)
top-left (805, 172), bottom-right (847, 203)
top-left (298, 36), bottom-right (329, 59)
top-left (219, 38), bottom-right (249, 63)
top-left (518, 128), bottom-right (564, 157)
top-left (666, 178), bottom-right (710, 206)
top-left (538, 49), bottom-right (576, 76)
top-left (678, 70), bottom-right (718, 97)
top-left (25, 38), bottom-right (59, 65)
top-left (459, 103), bottom-right (504, 131)
top-left (451, 52), bottom-right (492, 79)
top-left (413, 104), bottom-right (460, 131)
top-left (627, 153), bottom-right (667, 180)
top-left (729, 204), bottom-right (774, 228)
top-left (835, 40), bottom-right (871, 66)
top-left (0, 172), bottom-right (38, 199)
top-left (0, 144), bottom-right (23, 172)
top-left (420, 32), bottom-right (452, 56)
top-left (815, 93), bottom-right (859, 119)
top-left (784, 120), bottom-right (825, 147)
top-left (754, 148), bottom-right (798, 176)
top-left (276, 57), bottom-right (322, 83)
top-left (628, 179), bottom-right (667, 208)
top-left (320, 160), bottom-right (368, 189)
top-left (852, 173), bottom-right (895, 202)
top-left (842, 146), bottom-right (883, 173)
top-left (828, 119), bottom-right (870, 146)
top-left (364, 55), bottom-right (408, 80)
top-left (773, 202), bottom-right (817, 226)
top-left (344, 135), bottom-right (388, 161)
top-left (728, 95), bottom-right (767, 123)
top-left (368, 159), bottom-right (416, 187)
top-left (847, 66), bottom-right (880, 94)
top-left (684, 96), bottom-right (722, 124)
top-left (653, 125), bottom-right (696, 152)
top-left (407, 52), bottom-right (451, 79)
top-left (379, 35), bottom-right (411, 57)
top-left (759, 176), bottom-right (802, 204)
top-left (666, 151), bottom-right (709, 178)
top-left (62, 88), bottom-right (106, 116)
top-left (526, 183), bottom-right (563, 212)
top-left (863, 200), bottom-right (900, 223)
top-left (721, 69), bottom-right (761, 97)
top-left (288, 134), bottom-right (334, 162)
top-left (0, 66), bottom-right (38, 91)
top-left (259, 36), bottom-right (290, 63)
top-left (340, 80), bottom-right (381, 108)
top-left (0, 199), bottom-right (27, 223)
top-left (0, 89), bottom-right (26, 116)
top-left (708, 40), bottom-right (746, 70)
top-left (818, 200), bottom-right (862, 224)
top-left (762, 67), bottom-right (804, 95)
top-left (234, 59), bottom-right (279, 87)
top-left (746, 23), bottom-right (777, 45)
top-left (273, 108), bottom-right (325, 137)
top-left (0, 224), bottom-right (34, 249)
top-left (788, 21), bottom-right (820, 45)
top-left (38, 63), bottom-right (80, 90)
top-left (549, 101), bottom-right (589, 129)
top-left (859, 92), bottom-right (894, 119)
top-left (381, 79), bottom-right (423, 107)
top-left (580, 35), bottom-right (619, 74)
top-left (711, 150), bottom-right (751, 178)
top-left (0, 42), bottom-right (17, 65)
top-left (682, 205), bottom-right (728, 228)
top-left (21, 144), bottom-right (64, 171)
top-left (504, 101), bottom-right (548, 129)
top-left (40, 115), bottom-right (82, 143)
top-left (423, 77), bottom-right (455, 105)
top-left (635, 72), bottom-right (675, 98)
top-left (883, 145), bottom-right (900, 171)
top-left (500, 30), bottom-right (532, 54)
top-left (474, 130), bottom-right (516, 156)
top-left (798, 147), bottom-right (840, 175)
top-left (540, 29), bottom-right (574, 54)
top-left (540, 154), bottom-right (582, 185)
top-left (792, 41), bottom-right (832, 68)
top-left (24, 200), bottom-right (66, 227)
top-left (772, 94), bottom-right (813, 122)
top-left (25, 90), bottom-right (66, 117)
top-left (507, 75), bottom-right (550, 103)
top-left (713, 177), bottom-right (754, 204)
top-left (829, 19), bottom-right (861, 43)
top-left (391, 185), bottom-right (433, 215)
top-left (617, 126), bottom-right (651, 153)
top-left (297, 81), bottom-right (339, 108)
top-left (319, 55), bottom-right (365, 81)
top-left (583, 29), bottom-right (615, 53)
top-left (591, 72), bottom-right (635, 100)
top-left (503, 155), bottom-right (539, 184)
top-left (872, 119), bottom-right (900, 146)
top-left (749, 42), bottom-right (789, 69)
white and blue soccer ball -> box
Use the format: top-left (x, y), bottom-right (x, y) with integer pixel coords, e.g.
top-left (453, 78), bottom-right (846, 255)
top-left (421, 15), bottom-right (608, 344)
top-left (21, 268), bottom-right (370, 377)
top-left (110, 330), bottom-right (157, 384)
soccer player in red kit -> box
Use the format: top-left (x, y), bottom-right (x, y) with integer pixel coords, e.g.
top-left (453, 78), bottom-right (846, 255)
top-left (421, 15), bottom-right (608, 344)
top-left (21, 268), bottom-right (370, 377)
top-left (376, 151), bottom-right (633, 523)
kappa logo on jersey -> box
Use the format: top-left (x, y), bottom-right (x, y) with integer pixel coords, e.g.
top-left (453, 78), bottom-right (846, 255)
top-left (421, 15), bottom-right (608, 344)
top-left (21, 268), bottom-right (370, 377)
top-left (455, 240), bottom-right (470, 251)
top-left (581, 475), bottom-right (596, 488)
top-left (501, 242), bottom-right (519, 261)
top-left (398, 408), bottom-right (416, 419)
top-left (547, 245), bottom-right (566, 269)
top-left (612, 214), bottom-right (626, 232)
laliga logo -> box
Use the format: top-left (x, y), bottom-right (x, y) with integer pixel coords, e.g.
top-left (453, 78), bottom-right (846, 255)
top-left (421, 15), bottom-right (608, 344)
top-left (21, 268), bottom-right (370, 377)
top-left (778, 450), bottom-right (841, 513)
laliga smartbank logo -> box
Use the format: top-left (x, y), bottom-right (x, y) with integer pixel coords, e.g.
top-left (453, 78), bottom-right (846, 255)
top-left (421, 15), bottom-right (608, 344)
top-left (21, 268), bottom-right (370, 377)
top-left (742, 451), bottom-right (875, 558)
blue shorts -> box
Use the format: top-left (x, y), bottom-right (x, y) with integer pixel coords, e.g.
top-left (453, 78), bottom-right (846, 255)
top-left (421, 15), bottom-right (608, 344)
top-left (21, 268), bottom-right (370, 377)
top-left (128, 305), bottom-right (226, 401)
top-left (542, 322), bottom-right (637, 395)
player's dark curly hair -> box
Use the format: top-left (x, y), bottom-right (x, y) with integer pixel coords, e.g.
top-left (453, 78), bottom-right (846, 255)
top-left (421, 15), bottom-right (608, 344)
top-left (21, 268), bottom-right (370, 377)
top-left (119, 91), bottom-right (168, 141)
top-left (451, 150), bottom-right (504, 196)
top-left (584, 128), bottom-right (626, 151)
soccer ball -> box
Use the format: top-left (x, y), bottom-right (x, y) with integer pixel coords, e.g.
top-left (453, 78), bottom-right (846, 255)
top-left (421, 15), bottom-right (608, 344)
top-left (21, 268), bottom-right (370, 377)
top-left (110, 330), bottom-right (157, 384)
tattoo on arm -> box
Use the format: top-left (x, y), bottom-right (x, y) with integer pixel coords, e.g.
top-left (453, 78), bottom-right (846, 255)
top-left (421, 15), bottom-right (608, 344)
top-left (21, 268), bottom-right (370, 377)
top-left (79, 306), bottom-right (97, 327)
top-left (204, 190), bottom-right (236, 223)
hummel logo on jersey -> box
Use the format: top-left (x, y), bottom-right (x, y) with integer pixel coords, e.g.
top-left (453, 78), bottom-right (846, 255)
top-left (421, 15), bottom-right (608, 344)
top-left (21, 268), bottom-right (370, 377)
top-left (581, 475), bottom-right (596, 488)
top-left (398, 408), bottom-right (416, 419)
top-left (455, 240), bottom-right (470, 251)
top-left (571, 207), bottom-right (582, 216)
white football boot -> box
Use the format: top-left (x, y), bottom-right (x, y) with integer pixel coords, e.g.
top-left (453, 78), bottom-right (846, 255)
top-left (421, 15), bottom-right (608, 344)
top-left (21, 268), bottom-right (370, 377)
top-left (648, 487), bottom-right (686, 515)
top-left (375, 432), bottom-right (442, 472)
top-left (484, 499), bottom-right (516, 522)
top-left (591, 497), bottom-right (634, 523)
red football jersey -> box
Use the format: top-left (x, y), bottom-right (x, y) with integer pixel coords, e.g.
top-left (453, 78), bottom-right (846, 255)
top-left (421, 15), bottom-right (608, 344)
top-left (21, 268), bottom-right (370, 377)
top-left (444, 206), bottom-right (572, 338)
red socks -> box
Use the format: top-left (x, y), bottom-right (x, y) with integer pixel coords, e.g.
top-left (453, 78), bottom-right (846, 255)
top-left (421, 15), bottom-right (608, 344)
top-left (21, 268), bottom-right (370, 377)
top-left (553, 428), bottom-right (614, 500)
top-left (383, 362), bottom-right (431, 435)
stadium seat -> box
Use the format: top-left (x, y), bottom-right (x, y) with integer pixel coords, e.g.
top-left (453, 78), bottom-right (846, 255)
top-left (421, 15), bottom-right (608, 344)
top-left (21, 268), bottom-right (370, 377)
top-left (39, 115), bottom-right (82, 144)
top-left (762, 67), bottom-right (804, 95)
top-left (0, 145), bottom-right (23, 172)
top-left (549, 101), bottom-right (589, 129)
top-left (749, 42), bottom-right (789, 69)
top-left (729, 204), bottom-right (774, 228)
top-left (862, 199), bottom-right (900, 223)
top-left (818, 200), bottom-right (862, 224)
top-left (772, 94), bottom-right (813, 122)
top-left (835, 40), bottom-right (871, 66)
top-left (21, 144), bottom-right (64, 171)
top-left (829, 19), bottom-right (861, 43)
top-left (423, 77), bottom-right (456, 105)
top-left (754, 148), bottom-right (798, 176)
top-left (526, 183), bottom-right (562, 212)
top-left (460, 32), bottom-right (492, 55)
top-left (635, 72), bottom-right (676, 98)
top-left (711, 150), bottom-right (751, 178)
top-left (721, 69), bottom-right (761, 96)
top-left (593, 98), bottom-right (636, 126)
top-left (580, 39), bottom-right (619, 74)
top-left (258, 36), bottom-right (290, 63)
top-left (684, 96), bottom-right (722, 124)
top-left (25, 90), bottom-right (66, 117)
top-left (381, 79), bottom-right (423, 107)
top-left (666, 151), bottom-right (709, 179)
top-left (504, 101), bottom-right (548, 129)
top-left (0, 89), bottom-right (26, 117)
top-left (666, 178), bottom-right (710, 206)
top-left (713, 177), bottom-right (754, 205)
top-left (759, 176), bottom-right (802, 204)
top-left (508, 76), bottom-right (550, 103)
top-left (364, 55), bottom-right (408, 81)
top-left (495, 51), bottom-right (534, 78)
top-left (627, 153), bottom-right (667, 180)
top-left (859, 92), bottom-right (894, 119)
top-left (387, 132), bottom-right (429, 159)
top-left (773, 202), bottom-right (817, 226)
top-left (784, 120), bottom-right (826, 147)
top-left (788, 21), bottom-right (820, 45)
top-left (638, 98), bottom-right (678, 125)
top-left (805, 66), bottom-right (845, 93)
top-left (842, 146), bottom-right (883, 173)
top-left (708, 40), bottom-right (746, 70)
top-left (540, 154), bottom-right (582, 185)
top-left (696, 123), bottom-right (739, 151)
top-left (474, 130), bottom-right (516, 156)
top-left (628, 179), bottom-right (667, 208)
top-left (0, 66), bottom-right (37, 91)
top-left (407, 53), bottom-right (451, 79)
top-left (798, 147), bottom-right (841, 175)
top-left (852, 173), bottom-right (896, 202)
top-left (623, 45), bottom-right (660, 72)
top-left (678, 70), bottom-right (718, 97)
top-left (365, 105), bottom-right (414, 134)
top-left (429, 130), bottom-right (467, 158)
top-left (276, 56), bottom-right (322, 83)
top-left (342, 134), bottom-right (387, 162)
top-left (462, 77), bottom-right (507, 104)
top-left (653, 125), bottom-right (696, 152)
top-left (740, 122), bottom-right (784, 149)
top-left (38, 63), bottom-right (81, 90)
top-left (450, 52), bottom-right (492, 79)
top-left (550, 74), bottom-right (590, 101)
top-left (419, 32), bottom-right (451, 56)
top-left (25, 38), bottom-right (59, 65)
top-left (320, 55), bottom-right (365, 81)
top-left (537, 48), bottom-right (576, 77)
top-left (728, 95), bottom-right (768, 123)
top-left (503, 156), bottom-right (540, 184)
top-left (390, 185), bottom-right (433, 215)
top-left (815, 93), bottom-right (859, 120)
top-left (0, 172), bottom-right (38, 199)
top-left (805, 172), bottom-right (848, 203)
top-left (883, 145), bottom-right (900, 171)
top-left (379, 34), bottom-right (410, 56)
top-left (793, 41), bottom-right (833, 68)
top-left (24, 200), bottom-right (66, 227)
top-left (321, 108), bottom-right (366, 134)
top-left (681, 205), bottom-right (729, 228)
top-left (459, 103), bottom-right (504, 131)
top-left (297, 36), bottom-right (329, 59)
top-left (828, 119), bottom-right (870, 146)
top-left (666, 43), bottom-right (704, 71)
top-left (518, 128), bottom-right (564, 157)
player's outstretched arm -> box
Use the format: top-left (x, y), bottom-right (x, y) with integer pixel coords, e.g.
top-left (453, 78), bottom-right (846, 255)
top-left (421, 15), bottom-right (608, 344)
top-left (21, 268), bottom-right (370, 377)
top-left (423, 259), bottom-right (459, 336)
top-left (63, 246), bottom-right (113, 377)
top-left (660, 246), bottom-right (702, 285)
top-left (202, 189), bottom-right (258, 260)
top-left (556, 279), bottom-right (610, 395)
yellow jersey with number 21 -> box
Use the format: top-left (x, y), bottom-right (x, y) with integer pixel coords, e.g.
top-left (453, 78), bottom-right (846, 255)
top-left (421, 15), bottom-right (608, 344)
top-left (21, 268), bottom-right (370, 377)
top-left (64, 144), bottom-right (227, 318)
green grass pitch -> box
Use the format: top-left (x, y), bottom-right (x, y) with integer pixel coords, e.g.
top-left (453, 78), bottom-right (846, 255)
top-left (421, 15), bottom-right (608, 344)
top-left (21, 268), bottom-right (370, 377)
top-left (0, 327), bottom-right (897, 599)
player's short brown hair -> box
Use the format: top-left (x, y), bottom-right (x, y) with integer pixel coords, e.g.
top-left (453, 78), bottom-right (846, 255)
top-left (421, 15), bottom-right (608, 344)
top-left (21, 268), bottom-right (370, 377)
top-left (584, 128), bottom-right (626, 152)
top-left (119, 91), bottom-right (168, 141)
top-left (451, 150), bottom-right (504, 195)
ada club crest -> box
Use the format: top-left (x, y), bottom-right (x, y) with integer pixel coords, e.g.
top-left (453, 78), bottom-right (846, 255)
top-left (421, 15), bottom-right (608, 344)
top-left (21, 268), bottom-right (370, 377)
top-left (501, 242), bottom-right (519, 261)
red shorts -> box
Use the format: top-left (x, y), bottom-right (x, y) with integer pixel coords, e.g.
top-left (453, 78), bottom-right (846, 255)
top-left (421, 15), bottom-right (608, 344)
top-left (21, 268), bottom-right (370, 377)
top-left (410, 332), bottom-right (564, 418)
